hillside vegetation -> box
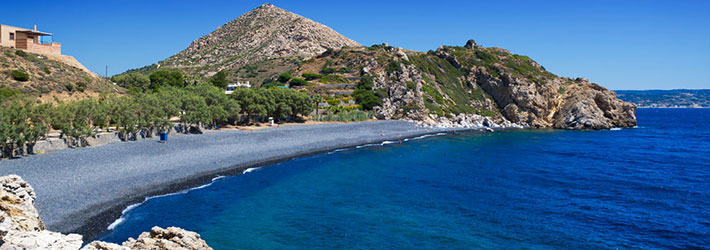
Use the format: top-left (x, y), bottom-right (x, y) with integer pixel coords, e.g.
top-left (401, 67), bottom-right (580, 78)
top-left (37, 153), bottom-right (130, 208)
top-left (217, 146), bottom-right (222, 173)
top-left (0, 47), bottom-right (122, 102)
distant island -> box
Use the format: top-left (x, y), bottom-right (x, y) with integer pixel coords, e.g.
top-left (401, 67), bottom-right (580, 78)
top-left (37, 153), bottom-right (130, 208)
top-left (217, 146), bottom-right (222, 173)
top-left (615, 89), bottom-right (710, 108)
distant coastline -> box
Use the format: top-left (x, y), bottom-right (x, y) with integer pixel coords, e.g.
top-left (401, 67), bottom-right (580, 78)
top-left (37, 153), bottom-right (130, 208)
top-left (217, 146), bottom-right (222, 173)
top-left (615, 89), bottom-right (710, 108)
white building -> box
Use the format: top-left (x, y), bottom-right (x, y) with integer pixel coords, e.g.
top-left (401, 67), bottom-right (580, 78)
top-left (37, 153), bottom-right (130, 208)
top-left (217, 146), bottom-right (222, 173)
top-left (225, 81), bottom-right (251, 94)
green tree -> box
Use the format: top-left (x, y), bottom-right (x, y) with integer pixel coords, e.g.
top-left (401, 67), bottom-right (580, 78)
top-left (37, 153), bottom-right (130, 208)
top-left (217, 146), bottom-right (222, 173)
top-left (210, 70), bottom-right (229, 89)
top-left (149, 71), bottom-right (184, 90)
top-left (111, 73), bottom-right (151, 92)
top-left (186, 84), bottom-right (240, 127)
top-left (277, 72), bottom-right (292, 83)
top-left (180, 93), bottom-right (210, 132)
top-left (357, 75), bottom-right (374, 90)
top-left (352, 75), bottom-right (382, 110)
top-left (353, 89), bottom-right (383, 110)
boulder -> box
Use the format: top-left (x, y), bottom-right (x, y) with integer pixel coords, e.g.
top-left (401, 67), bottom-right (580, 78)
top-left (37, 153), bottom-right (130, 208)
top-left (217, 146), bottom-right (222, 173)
top-left (0, 230), bottom-right (82, 250)
top-left (0, 175), bottom-right (45, 234)
top-left (0, 175), bottom-right (83, 250)
top-left (83, 227), bottom-right (213, 250)
top-left (82, 241), bottom-right (128, 250)
top-left (0, 175), bottom-right (215, 250)
top-left (120, 227), bottom-right (212, 250)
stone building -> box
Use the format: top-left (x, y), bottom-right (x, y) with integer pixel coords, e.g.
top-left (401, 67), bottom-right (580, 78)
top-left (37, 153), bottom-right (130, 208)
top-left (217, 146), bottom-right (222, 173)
top-left (0, 24), bottom-right (61, 56)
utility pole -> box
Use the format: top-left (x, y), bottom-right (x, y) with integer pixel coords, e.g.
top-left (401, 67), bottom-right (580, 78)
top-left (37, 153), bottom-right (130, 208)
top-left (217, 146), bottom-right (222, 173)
top-left (105, 65), bottom-right (108, 78)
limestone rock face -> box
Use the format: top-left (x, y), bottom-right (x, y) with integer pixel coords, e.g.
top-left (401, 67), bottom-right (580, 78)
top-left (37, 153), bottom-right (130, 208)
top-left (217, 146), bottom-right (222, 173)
top-left (553, 83), bottom-right (637, 129)
top-left (0, 175), bottom-right (83, 250)
top-left (0, 175), bottom-right (45, 234)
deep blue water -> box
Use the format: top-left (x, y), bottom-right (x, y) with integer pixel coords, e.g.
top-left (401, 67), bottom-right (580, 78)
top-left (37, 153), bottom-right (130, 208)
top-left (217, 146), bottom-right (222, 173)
top-left (99, 109), bottom-right (710, 249)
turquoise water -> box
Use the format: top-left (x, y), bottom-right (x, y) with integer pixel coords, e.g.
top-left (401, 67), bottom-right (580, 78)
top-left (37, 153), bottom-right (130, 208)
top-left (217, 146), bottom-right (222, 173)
top-left (99, 109), bottom-right (709, 249)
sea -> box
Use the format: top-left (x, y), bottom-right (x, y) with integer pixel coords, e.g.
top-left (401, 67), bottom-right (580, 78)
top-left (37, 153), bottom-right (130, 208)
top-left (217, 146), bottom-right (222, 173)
top-left (98, 108), bottom-right (709, 249)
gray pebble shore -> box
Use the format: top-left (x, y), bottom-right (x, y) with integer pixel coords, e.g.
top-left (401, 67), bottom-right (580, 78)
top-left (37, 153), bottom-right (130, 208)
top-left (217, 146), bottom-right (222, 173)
top-left (0, 120), bottom-right (464, 241)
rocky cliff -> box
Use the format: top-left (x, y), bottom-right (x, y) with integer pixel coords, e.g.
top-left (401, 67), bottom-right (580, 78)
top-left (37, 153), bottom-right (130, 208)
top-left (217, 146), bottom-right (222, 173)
top-left (0, 175), bottom-right (212, 250)
top-left (293, 40), bottom-right (636, 130)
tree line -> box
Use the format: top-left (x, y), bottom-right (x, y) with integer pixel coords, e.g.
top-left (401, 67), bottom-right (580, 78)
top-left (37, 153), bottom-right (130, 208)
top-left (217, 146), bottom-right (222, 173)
top-left (0, 83), bottom-right (313, 159)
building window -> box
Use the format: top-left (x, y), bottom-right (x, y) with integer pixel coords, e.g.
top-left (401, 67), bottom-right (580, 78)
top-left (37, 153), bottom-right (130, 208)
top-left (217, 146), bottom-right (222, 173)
top-left (9, 33), bottom-right (14, 40)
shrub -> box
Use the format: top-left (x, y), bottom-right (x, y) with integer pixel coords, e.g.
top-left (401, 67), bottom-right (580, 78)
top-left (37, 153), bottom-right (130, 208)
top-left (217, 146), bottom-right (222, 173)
top-left (111, 73), bottom-right (150, 92)
top-left (65, 83), bottom-right (74, 91)
top-left (43, 67), bottom-right (51, 74)
top-left (149, 71), bottom-right (184, 89)
top-left (0, 87), bottom-right (18, 100)
top-left (406, 81), bottom-right (417, 91)
top-left (475, 50), bottom-right (497, 64)
top-left (353, 89), bottom-right (383, 110)
top-left (277, 72), bottom-right (292, 83)
top-left (357, 75), bottom-right (374, 90)
top-left (319, 75), bottom-right (349, 84)
top-left (11, 70), bottom-right (29, 81)
top-left (385, 61), bottom-right (403, 75)
top-left (15, 50), bottom-right (27, 57)
top-left (302, 73), bottom-right (324, 80)
top-left (558, 87), bottom-right (566, 94)
top-left (77, 81), bottom-right (87, 92)
top-left (320, 67), bottom-right (337, 75)
top-left (289, 78), bottom-right (308, 86)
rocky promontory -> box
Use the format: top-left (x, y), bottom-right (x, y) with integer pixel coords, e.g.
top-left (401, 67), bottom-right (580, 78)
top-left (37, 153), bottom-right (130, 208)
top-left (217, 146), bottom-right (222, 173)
top-left (293, 40), bottom-right (637, 130)
top-left (0, 175), bottom-right (212, 250)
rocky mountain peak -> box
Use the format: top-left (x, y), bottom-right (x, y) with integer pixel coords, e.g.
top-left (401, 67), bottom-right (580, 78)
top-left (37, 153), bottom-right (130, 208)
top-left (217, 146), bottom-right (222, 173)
top-left (159, 4), bottom-right (360, 76)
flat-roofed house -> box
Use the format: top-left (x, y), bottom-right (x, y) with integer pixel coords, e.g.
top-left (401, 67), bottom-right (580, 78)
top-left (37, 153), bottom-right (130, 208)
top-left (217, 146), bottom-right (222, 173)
top-left (0, 24), bottom-right (61, 56)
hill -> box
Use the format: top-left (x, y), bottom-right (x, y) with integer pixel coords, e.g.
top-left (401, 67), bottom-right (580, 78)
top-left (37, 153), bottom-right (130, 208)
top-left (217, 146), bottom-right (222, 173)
top-left (0, 47), bottom-right (122, 102)
top-left (117, 4), bottom-right (636, 130)
top-left (125, 4), bottom-right (359, 85)
top-left (290, 41), bottom-right (636, 129)
top-left (615, 89), bottom-right (710, 108)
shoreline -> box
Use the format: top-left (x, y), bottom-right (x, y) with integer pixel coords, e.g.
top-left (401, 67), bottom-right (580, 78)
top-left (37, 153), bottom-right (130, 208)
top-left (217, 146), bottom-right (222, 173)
top-left (92, 131), bottom-right (456, 242)
top-left (0, 120), bottom-right (498, 242)
top-left (82, 126), bottom-right (487, 242)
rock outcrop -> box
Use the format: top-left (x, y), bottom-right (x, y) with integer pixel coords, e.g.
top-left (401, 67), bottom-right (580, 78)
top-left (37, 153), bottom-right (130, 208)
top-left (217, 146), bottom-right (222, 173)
top-left (0, 175), bottom-right (213, 250)
top-left (0, 175), bottom-right (82, 249)
top-left (83, 227), bottom-right (213, 250)
top-left (553, 82), bottom-right (637, 129)
top-left (295, 41), bottom-right (636, 130)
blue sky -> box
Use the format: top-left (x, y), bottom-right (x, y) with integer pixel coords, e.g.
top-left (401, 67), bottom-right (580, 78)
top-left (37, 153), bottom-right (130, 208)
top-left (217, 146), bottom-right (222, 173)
top-left (3, 0), bottom-right (708, 90)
